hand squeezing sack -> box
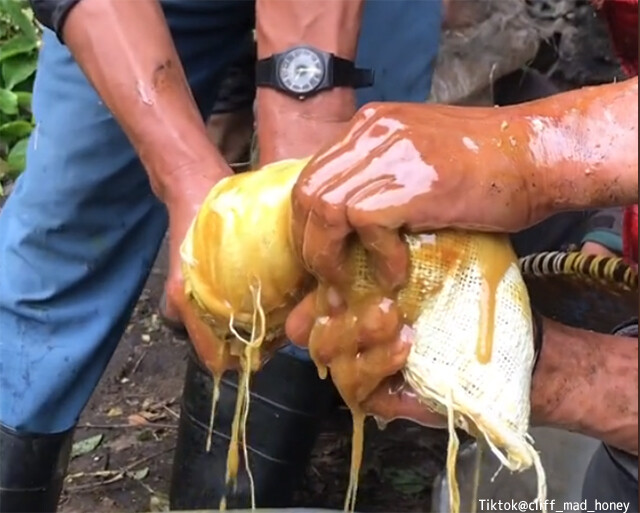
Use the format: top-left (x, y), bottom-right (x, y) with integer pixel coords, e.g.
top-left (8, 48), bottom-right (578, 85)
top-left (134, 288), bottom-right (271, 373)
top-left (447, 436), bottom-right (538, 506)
top-left (179, 99), bottom-right (563, 511)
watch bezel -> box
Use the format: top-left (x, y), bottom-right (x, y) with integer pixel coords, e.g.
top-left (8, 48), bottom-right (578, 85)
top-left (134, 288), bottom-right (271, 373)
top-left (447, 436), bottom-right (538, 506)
top-left (255, 44), bottom-right (374, 100)
top-left (275, 45), bottom-right (330, 99)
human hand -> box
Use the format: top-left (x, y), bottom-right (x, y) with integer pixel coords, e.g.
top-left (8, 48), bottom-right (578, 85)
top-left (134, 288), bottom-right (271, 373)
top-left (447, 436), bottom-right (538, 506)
top-left (161, 155), bottom-right (235, 374)
top-left (580, 241), bottom-right (617, 257)
top-left (290, 101), bottom-right (540, 293)
top-left (285, 288), bottom-right (447, 428)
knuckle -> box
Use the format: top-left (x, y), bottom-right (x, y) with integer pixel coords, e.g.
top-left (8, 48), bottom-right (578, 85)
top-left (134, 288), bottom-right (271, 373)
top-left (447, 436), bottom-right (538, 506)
top-left (312, 342), bottom-right (335, 366)
top-left (314, 198), bottom-right (347, 230)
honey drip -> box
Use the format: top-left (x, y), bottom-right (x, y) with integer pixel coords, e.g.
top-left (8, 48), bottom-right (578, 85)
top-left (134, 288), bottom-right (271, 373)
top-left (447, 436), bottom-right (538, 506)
top-left (470, 436), bottom-right (484, 513)
top-left (206, 374), bottom-right (222, 453)
top-left (181, 158), bottom-right (551, 513)
top-left (219, 281), bottom-right (265, 511)
top-left (308, 284), bottom-right (377, 512)
top-left (445, 391), bottom-right (461, 513)
top-left (344, 411), bottom-right (365, 512)
top-left (475, 236), bottom-right (515, 364)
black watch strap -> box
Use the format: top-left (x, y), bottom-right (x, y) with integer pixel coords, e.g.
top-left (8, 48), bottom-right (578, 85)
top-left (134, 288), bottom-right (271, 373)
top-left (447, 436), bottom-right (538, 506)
top-left (255, 57), bottom-right (277, 85)
top-left (332, 56), bottom-right (375, 88)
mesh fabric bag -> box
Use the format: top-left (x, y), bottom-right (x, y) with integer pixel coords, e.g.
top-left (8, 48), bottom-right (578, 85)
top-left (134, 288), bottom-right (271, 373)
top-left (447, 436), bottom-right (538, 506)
top-left (180, 158), bottom-right (547, 512)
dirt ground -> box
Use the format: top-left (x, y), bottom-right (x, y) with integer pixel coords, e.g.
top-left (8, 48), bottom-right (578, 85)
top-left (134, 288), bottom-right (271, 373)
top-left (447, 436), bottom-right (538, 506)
top-left (0, 2), bottom-right (625, 512)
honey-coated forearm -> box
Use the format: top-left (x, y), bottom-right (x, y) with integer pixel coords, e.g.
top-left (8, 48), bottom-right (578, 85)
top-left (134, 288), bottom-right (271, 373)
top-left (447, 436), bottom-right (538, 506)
top-left (408, 77), bottom-right (638, 222)
top-left (516, 77), bottom-right (638, 217)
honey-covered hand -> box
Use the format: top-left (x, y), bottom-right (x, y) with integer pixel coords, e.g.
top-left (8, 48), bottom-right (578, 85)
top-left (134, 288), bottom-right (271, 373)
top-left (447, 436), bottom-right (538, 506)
top-left (290, 101), bottom-right (539, 292)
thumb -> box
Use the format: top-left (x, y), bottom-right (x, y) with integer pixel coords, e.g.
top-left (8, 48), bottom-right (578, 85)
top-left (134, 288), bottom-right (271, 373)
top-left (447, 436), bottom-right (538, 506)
top-left (159, 288), bottom-right (186, 334)
top-left (285, 292), bottom-right (318, 347)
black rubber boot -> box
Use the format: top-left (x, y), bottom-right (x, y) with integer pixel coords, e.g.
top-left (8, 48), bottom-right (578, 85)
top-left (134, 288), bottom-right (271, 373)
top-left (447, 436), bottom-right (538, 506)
top-left (169, 348), bottom-right (339, 510)
top-left (0, 423), bottom-right (74, 513)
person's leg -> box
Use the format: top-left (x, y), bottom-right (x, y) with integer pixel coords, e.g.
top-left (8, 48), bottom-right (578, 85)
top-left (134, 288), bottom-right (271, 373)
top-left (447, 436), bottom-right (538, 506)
top-left (206, 39), bottom-right (256, 170)
top-left (170, 347), bottom-right (340, 509)
top-left (0, 2), bottom-right (253, 511)
top-left (355, 0), bottom-right (442, 106)
top-left (582, 444), bottom-right (639, 511)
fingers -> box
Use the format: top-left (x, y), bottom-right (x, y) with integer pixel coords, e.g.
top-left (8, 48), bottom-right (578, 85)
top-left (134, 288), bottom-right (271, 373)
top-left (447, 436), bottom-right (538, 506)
top-left (292, 110), bottom-right (405, 289)
top-left (357, 323), bottom-right (413, 379)
top-left (301, 207), bottom-right (352, 286)
top-left (167, 280), bottom-right (238, 374)
top-left (297, 185), bottom-right (410, 292)
top-left (581, 241), bottom-right (617, 257)
top-left (355, 224), bottom-right (410, 292)
top-left (356, 296), bottom-right (402, 350)
top-left (289, 282), bottom-right (439, 428)
top-left (285, 291), bottom-right (317, 347)
top-left (353, 331), bottom-right (412, 402)
top-left (180, 299), bottom-right (236, 374)
top-left (307, 310), bottom-right (355, 369)
top-left (363, 376), bottom-right (448, 429)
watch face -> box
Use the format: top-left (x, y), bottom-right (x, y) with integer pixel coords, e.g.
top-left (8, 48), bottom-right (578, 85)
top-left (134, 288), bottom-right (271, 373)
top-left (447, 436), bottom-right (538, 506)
top-left (278, 47), bottom-right (325, 95)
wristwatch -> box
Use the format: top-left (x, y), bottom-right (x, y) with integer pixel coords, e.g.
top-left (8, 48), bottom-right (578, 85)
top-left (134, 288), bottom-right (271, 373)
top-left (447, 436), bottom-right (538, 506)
top-left (255, 45), bottom-right (375, 100)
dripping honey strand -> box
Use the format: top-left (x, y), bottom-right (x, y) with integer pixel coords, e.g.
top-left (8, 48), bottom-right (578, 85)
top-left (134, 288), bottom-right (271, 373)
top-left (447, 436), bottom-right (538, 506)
top-left (344, 411), bottom-right (366, 512)
top-left (206, 375), bottom-right (222, 453)
top-left (220, 281), bottom-right (266, 511)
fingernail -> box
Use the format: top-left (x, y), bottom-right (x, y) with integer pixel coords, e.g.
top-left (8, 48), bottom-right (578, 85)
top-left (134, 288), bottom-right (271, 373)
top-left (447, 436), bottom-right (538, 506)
top-left (326, 286), bottom-right (345, 312)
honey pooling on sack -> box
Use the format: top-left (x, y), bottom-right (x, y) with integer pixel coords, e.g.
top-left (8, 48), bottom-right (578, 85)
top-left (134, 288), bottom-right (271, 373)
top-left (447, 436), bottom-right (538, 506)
top-left (180, 158), bottom-right (547, 513)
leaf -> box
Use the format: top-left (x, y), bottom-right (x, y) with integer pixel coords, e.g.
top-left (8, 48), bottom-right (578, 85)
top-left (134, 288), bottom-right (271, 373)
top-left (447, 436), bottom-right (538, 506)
top-left (2, 53), bottom-right (37, 90)
top-left (0, 120), bottom-right (32, 140)
top-left (129, 467), bottom-right (150, 480)
top-left (0, 0), bottom-right (38, 41)
top-left (137, 410), bottom-right (166, 422)
top-left (71, 434), bottom-right (104, 459)
top-left (106, 406), bottom-right (123, 417)
top-left (0, 35), bottom-right (38, 63)
top-left (0, 157), bottom-right (8, 179)
top-left (15, 91), bottom-right (32, 111)
top-left (127, 413), bottom-right (149, 426)
top-left (0, 88), bottom-right (17, 115)
top-left (7, 137), bottom-right (28, 175)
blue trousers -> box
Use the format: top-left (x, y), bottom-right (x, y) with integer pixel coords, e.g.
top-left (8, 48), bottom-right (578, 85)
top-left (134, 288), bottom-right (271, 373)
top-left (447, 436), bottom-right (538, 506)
top-left (0, 0), bottom-right (442, 434)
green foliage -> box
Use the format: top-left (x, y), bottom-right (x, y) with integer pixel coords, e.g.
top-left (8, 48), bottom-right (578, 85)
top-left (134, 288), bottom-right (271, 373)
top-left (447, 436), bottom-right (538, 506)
top-left (0, 0), bottom-right (39, 195)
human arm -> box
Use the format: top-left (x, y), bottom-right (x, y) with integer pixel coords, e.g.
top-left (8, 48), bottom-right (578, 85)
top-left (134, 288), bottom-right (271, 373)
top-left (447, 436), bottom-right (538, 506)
top-left (254, 0), bottom-right (365, 165)
top-left (45, 0), bottom-right (234, 369)
top-left (59, 0), bottom-right (231, 201)
top-left (530, 319), bottom-right (638, 455)
top-left (520, 77), bottom-right (637, 220)
top-left (370, 318), bottom-right (639, 455)
top-left (290, 77), bottom-right (638, 289)
top-left (288, 304), bottom-right (638, 455)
